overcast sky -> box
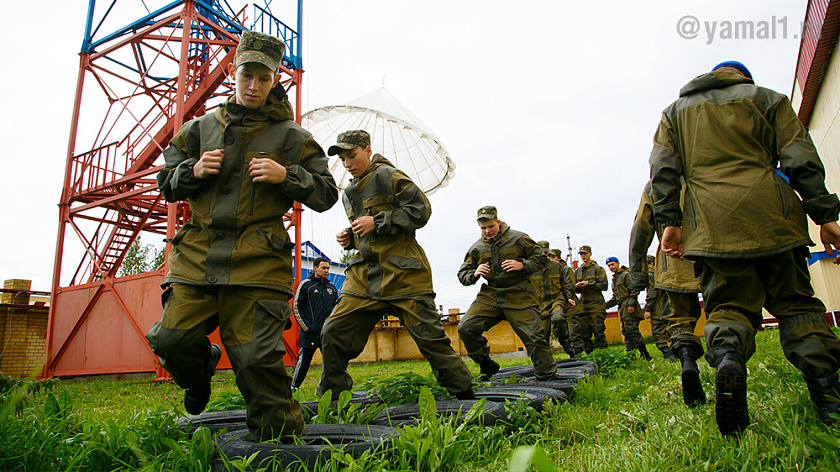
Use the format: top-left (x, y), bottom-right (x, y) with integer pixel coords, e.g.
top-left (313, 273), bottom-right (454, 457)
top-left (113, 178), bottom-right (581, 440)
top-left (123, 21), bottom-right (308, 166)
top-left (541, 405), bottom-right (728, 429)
top-left (0, 0), bottom-right (811, 311)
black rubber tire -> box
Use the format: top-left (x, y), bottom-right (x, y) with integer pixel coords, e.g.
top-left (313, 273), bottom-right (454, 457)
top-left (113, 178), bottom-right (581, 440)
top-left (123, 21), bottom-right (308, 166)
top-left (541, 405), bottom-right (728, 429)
top-left (492, 360), bottom-right (597, 381)
top-left (176, 400), bottom-right (336, 434)
top-left (497, 379), bottom-right (579, 396)
top-left (371, 400), bottom-right (507, 427)
top-left (473, 386), bottom-right (567, 411)
top-left (176, 410), bottom-right (248, 434)
top-left (211, 424), bottom-right (399, 472)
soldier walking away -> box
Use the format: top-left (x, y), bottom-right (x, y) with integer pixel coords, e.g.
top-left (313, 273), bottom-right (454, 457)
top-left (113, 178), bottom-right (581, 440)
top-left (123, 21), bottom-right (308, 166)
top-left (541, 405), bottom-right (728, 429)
top-left (458, 207), bottom-right (559, 381)
top-left (649, 60), bottom-right (840, 435)
top-left (605, 257), bottom-right (650, 360)
top-left (146, 31), bottom-right (339, 442)
top-left (531, 241), bottom-right (576, 356)
top-left (317, 130), bottom-right (475, 400)
top-left (571, 245), bottom-right (609, 354)
top-left (549, 249), bottom-right (581, 355)
top-left (291, 257), bottom-right (338, 391)
top-left (643, 255), bottom-right (677, 361)
top-left (629, 181), bottom-right (706, 407)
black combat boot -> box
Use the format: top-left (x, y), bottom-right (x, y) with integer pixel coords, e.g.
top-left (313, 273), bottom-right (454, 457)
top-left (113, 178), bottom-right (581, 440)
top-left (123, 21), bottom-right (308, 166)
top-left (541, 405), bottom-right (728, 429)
top-left (479, 358), bottom-right (500, 381)
top-left (455, 389), bottom-right (477, 400)
top-left (659, 345), bottom-right (678, 362)
top-left (184, 343), bottom-right (222, 415)
top-left (559, 337), bottom-right (574, 357)
top-left (638, 343), bottom-right (652, 361)
top-left (714, 350), bottom-right (749, 437)
top-left (677, 346), bottom-right (706, 407)
top-left (803, 372), bottom-right (840, 425)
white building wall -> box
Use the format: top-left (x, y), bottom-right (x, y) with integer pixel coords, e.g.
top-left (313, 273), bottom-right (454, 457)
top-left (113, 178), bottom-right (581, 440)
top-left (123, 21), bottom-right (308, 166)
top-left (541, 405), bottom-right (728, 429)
top-left (793, 31), bottom-right (840, 311)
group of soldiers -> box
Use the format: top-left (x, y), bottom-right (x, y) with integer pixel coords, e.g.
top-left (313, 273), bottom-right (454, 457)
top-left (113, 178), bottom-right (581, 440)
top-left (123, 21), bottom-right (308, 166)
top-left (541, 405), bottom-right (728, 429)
top-left (144, 29), bottom-right (840, 443)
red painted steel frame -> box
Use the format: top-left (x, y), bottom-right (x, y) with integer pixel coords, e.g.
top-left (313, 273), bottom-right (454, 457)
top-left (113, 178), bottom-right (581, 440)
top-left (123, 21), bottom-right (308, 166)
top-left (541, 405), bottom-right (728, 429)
top-left (45, 1), bottom-right (304, 379)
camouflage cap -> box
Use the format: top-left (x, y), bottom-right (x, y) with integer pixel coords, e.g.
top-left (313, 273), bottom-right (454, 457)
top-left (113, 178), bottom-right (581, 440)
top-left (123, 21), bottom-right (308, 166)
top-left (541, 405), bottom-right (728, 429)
top-left (476, 206), bottom-right (498, 221)
top-left (549, 249), bottom-right (563, 259)
top-left (646, 255), bottom-right (656, 264)
top-left (537, 240), bottom-right (550, 250)
top-left (328, 130), bottom-right (371, 156)
top-left (578, 245), bottom-right (592, 254)
top-left (235, 30), bottom-right (286, 72)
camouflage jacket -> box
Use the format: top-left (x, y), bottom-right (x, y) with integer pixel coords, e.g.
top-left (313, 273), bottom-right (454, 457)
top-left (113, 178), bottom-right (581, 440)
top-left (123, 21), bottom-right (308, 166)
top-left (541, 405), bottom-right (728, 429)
top-left (340, 154), bottom-right (435, 300)
top-left (628, 182), bottom-right (701, 294)
top-left (606, 266), bottom-right (640, 312)
top-left (560, 259), bottom-right (582, 314)
top-left (574, 261), bottom-right (608, 310)
top-left (529, 259), bottom-right (574, 314)
top-left (458, 222), bottom-right (548, 309)
top-left (650, 70), bottom-right (839, 258)
top-left (157, 87), bottom-right (338, 294)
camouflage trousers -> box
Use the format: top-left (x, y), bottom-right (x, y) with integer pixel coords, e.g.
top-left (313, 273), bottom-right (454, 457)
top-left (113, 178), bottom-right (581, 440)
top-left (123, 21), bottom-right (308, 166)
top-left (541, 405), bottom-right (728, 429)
top-left (459, 303), bottom-right (557, 380)
top-left (145, 284), bottom-right (303, 441)
top-left (619, 305), bottom-right (645, 350)
top-left (568, 307), bottom-right (608, 354)
top-left (648, 297), bottom-right (672, 356)
top-left (665, 291), bottom-right (704, 359)
top-left (317, 294), bottom-right (473, 398)
top-left (696, 249), bottom-right (840, 377)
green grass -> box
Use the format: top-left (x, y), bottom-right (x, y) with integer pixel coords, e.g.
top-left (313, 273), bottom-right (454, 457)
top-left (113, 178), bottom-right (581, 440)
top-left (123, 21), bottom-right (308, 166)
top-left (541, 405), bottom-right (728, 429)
top-left (1, 329), bottom-right (839, 471)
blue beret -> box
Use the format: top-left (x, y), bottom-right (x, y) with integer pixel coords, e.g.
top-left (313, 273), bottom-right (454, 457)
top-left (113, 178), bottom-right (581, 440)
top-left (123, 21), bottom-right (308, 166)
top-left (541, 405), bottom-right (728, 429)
top-left (606, 256), bottom-right (619, 264)
top-left (713, 60), bottom-right (752, 79)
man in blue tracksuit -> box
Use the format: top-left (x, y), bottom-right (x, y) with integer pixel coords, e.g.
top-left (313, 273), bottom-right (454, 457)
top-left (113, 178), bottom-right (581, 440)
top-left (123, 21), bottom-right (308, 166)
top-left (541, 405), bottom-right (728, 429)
top-left (291, 257), bottom-right (338, 390)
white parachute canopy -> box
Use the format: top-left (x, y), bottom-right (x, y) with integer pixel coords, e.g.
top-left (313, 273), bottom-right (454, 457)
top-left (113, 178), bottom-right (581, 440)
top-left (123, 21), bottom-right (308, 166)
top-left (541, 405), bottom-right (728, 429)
top-left (301, 87), bottom-right (456, 195)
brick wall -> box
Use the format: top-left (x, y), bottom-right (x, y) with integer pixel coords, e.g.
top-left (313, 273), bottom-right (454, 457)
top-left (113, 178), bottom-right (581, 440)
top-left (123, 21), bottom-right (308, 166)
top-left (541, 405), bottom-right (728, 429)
top-left (0, 280), bottom-right (49, 378)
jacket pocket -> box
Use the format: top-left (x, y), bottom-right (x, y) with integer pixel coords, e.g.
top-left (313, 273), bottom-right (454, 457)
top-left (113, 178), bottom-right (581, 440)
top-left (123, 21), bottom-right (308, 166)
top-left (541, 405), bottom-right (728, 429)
top-left (362, 194), bottom-right (392, 216)
top-left (387, 254), bottom-right (422, 269)
top-left (255, 228), bottom-right (295, 252)
top-left (250, 298), bottom-right (292, 355)
top-left (346, 254), bottom-right (365, 268)
top-left (773, 171), bottom-right (791, 218)
top-left (684, 186), bottom-right (697, 231)
top-left (165, 222), bottom-right (198, 246)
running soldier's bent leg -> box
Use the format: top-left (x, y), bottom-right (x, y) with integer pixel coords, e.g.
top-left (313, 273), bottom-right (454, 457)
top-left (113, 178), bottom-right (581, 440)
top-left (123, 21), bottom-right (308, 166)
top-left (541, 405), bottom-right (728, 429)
top-left (317, 296), bottom-right (381, 398)
top-left (146, 284), bottom-right (219, 394)
top-left (397, 295), bottom-right (474, 396)
top-left (219, 287), bottom-right (303, 441)
top-left (457, 304), bottom-right (504, 366)
top-left (760, 250), bottom-right (840, 379)
top-left (505, 307), bottom-right (558, 380)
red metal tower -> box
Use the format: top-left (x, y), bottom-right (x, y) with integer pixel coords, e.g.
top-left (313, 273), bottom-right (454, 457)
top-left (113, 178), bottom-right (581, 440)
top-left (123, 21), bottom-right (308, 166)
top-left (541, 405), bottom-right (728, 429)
top-left (45, 0), bottom-right (305, 379)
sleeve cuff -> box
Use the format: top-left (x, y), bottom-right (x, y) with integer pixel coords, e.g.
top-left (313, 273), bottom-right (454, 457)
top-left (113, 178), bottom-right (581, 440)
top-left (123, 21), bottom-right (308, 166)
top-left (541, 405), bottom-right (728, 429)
top-left (802, 194), bottom-right (840, 225)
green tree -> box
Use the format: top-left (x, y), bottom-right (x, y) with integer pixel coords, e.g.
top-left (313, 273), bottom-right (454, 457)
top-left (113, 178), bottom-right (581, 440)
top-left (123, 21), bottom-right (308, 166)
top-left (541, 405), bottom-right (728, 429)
top-left (119, 236), bottom-right (165, 276)
top-left (339, 249), bottom-right (359, 264)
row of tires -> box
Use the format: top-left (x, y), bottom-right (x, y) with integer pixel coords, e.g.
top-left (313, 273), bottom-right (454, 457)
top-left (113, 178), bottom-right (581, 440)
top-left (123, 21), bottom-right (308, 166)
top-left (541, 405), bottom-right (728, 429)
top-left (179, 358), bottom-right (596, 471)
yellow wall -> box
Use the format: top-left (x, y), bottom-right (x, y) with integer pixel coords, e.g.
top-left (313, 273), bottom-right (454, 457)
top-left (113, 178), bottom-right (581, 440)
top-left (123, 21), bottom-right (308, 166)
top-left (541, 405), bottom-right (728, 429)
top-left (307, 311), bottom-right (708, 366)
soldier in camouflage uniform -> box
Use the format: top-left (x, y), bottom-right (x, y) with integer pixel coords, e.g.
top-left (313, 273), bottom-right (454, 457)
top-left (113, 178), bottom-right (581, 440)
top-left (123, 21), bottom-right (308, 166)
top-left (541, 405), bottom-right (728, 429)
top-left (549, 249), bottom-right (581, 353)
top-left (146, 31), bottom-right (339, 441)
top-left (458, 207), bottom-right (558, 380)
top-left (649, 61), bottom-right (840, 435)
top-left (643, 255), bottom-right (677, 361)
top-left (605, 257), bottom-right (650, 360)
top-left (530, 241), bottom-right (576, 355)
top-left (317, 130), bottom-right (475, 400)
top-left (571, 245), bottom-right (609, 354)
top-left (629, 181), bottom-right (706, 407)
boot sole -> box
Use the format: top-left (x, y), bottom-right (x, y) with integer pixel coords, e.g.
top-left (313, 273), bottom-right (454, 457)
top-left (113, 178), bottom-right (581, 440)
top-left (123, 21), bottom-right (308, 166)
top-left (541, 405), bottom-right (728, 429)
top-left (715, 361), bottom-right (749, 437)
top-left (681, 367), bottom-right (706, 407)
